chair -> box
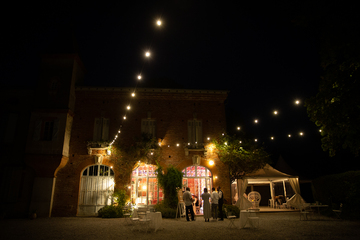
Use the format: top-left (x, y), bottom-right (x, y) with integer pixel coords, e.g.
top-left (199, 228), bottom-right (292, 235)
top-left (137, 207), bottom-right (152, 233)
top-left (332, 203), bottom-right (342, 219)
top-left (299, 203), bottom-right (311, 220)
top-left (247, 209), bottom-right (259, 228)
top-left (123, 206), bottom-right (132, 225)
top-left (224, 208), bottom-right (236, 228)
top-left (248, 191), bottom-right (261, 208)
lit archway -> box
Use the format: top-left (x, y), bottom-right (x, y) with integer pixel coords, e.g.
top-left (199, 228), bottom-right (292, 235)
top-left (131, 164), bottom-right (163, 205)
top-left (182, 165), bottom-right (213, 214)
top-left (78, 165), bottom-right (114, 216)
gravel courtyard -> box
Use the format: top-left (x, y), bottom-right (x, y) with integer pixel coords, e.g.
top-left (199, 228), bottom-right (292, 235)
top-left (2, 212), bottom-right (359, 240)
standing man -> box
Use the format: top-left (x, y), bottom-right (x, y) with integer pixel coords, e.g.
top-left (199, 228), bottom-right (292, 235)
top-left (210, 187), bottom-right (219, 221)
top-left (183, 187), bottom-right (195, 221)
top-left (217, 186), bottom-right (224, 221)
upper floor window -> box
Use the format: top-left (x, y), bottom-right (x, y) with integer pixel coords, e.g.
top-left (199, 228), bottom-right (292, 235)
top-left (32, 118), bottom-right (59, 141)
top-left (141, 119), bottom-right (156, 138)
top-left (93, 118), bottom-right (109, 141)
top-left (188, 119), bottom-right (202, 146)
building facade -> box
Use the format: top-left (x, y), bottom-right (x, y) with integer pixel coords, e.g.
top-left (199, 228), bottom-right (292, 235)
top-left (1, 54), bottom-right (230, 217)
top-left (52, 87), bottom-right (229, 216)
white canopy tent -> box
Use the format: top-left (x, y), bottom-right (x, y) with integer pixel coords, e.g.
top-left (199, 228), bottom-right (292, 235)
top-left (235, 164), bottom-right (305, 209)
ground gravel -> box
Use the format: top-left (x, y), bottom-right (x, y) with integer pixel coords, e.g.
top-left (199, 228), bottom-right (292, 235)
top-left (1, 212), bottom-right (359, 240)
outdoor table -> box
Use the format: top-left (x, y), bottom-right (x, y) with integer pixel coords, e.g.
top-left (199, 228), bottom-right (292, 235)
top-left (239, 210), bottom-right (258, 229)
top-left (148, 212), bottom-right (162, 232)
top-left (309, 204), bottom-right (329, 214)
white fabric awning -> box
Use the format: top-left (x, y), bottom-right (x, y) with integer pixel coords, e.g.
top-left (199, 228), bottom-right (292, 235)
top-left (244, 164), bottom-right (298, 184)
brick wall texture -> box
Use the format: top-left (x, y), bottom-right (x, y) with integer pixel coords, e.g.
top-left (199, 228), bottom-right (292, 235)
top-left (52, 88), bottom-right (230, 216)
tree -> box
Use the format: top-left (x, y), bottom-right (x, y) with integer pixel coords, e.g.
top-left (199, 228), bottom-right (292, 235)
top-left (212, 134), bottom-right (270, 183)
top-left (156, 164), bottom-right (183, 209)
top-left (109, 133), bottom-right (162, 188)
top-left (304, 2), bottom-right (360, 157)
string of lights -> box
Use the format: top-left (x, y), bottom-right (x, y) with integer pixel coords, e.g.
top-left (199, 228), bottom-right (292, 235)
top-left (105, 18), bottom-right (320, 149)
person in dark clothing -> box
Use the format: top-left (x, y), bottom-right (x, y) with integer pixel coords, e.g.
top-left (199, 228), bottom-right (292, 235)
top-left (217, 186), bottom-right (224, 221)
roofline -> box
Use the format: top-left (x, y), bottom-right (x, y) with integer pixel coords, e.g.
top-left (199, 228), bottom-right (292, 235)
top-left (76, 86), bottom-right (229, 95)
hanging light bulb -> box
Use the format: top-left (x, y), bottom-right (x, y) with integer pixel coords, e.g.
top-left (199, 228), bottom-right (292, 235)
top-left (137, 75), bottom-right (142, 80)
top-left (145, 51), bottom-right (150, 57)
top-left (127, 105), bottom-right (131, 110)
top-left (156, 20), bottom-right (162, 26)
top-left (131, 92), bottom-right (135, 97)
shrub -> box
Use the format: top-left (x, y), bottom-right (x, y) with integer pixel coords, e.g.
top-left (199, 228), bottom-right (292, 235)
top-left (113, 189), bottom-right (127, 207)
top-left (98, 205), bottom-right (123, 218)
top-left (154, 202), bottom-right (177, 218)
top-left (223, 204), bottom-right (240, 218)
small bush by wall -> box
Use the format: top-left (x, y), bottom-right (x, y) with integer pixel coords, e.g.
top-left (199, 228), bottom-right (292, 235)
top-left (154, 202), bottom-right (176, 218)
top-left (312, 171), bottom-right (360, 220)
top-left (98, 205), bottom-right (124, 218)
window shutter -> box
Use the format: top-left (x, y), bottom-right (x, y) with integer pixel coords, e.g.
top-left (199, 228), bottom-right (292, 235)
top-left (196, 120), bottom-right (203, 144)
top-left (150, 120), bottom-right (156, 138)
top-left (102, 118), bottom-right (109, 140)
top-left (52, 119), bottom-right (59, 140)
top-left (93, 118), bottom-right (101, 141)
top-left (188, 120), bottom-right (194, 143)
top-left (33, 119), bottom-right (42, 141)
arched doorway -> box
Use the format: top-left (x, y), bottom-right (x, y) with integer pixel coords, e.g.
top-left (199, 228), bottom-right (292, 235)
top-left (182, 165), bottom-right (213, 214)
top-left (130, 164), bottom-right (163, 205)
top-left (78, 164), bottom-right (114, 216)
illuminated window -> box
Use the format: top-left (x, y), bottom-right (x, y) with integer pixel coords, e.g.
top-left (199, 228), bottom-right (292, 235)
top-left (131, 164), bottom-right (163, 205)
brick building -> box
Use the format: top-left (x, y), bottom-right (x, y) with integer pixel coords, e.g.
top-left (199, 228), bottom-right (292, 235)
top-left (52, 87), bottom-right (229, 216)
top-left (1, 53), bottom-right (230, 217)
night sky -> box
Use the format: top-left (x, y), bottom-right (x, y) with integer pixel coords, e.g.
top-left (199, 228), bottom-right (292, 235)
top-left (3, 1), bottom-right (359, 178)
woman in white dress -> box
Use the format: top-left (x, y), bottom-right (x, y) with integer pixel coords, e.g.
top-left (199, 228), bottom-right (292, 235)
top-left (201, 188), bottom-right (211, 222)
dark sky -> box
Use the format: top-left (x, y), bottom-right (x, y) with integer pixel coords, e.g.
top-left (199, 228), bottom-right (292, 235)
top-left (3, 1), bottom-right (358, 178)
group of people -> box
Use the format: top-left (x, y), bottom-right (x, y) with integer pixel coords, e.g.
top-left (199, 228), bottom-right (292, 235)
top-left (183, 186), bottom-right (224, 222)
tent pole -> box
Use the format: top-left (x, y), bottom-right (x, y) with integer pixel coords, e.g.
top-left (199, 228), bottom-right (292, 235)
top-left (269, 180), bottom-right (275, 208)
top-left (283, 180), bottom-right (287, 200)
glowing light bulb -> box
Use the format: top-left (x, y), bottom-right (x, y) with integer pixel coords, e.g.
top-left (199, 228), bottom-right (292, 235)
top-left (237, 126), bottom-right (241, 130)
top-left (145, 51), bottom-right (150, 57)
top-left (255, 139), bottom-right (258, 142)
top-left (137, 75), bottom-right (142, 80)
top-left (127, 105), bottom-right (131, 110)
top-left (123, 116), bottom-right (126, 120)
top-left (273, 110), bottom-right (278, 115)
top-left (209, 160), bottom-right (214, 166)
top-left (239, 141), bottom-right (242, 143)
top-left (295, 100), bottom-right (300, 105)
top-left (207, 137), bottom-right (210, 140)
top-left (254, 119), bottom-right (258, 123)
top-left (131, 92), bottom-right (135, 97)
top-left (156, 20), bottom-right (162, 26)
top-left (271, 137), bottom-right (274, 140)
top-left (224, 142), bottom-right (227, 145)
top-left (288, 134), bottom-right (291, 137)
top-left (118, 130), bottom-right (121, 133)
top-left (176, 143), bottom-right (180, 147)
top-left (319, 129), bottom-right (322, 132)
top-left (299, 132), bottom-right (304, 136)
